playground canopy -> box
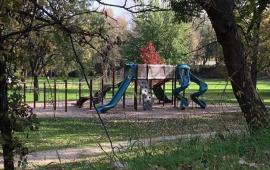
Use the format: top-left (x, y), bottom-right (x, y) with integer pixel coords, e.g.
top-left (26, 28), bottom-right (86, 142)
top-left (137, 64), bottom-right (175, 80)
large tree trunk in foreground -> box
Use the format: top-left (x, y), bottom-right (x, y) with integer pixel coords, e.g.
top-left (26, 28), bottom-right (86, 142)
top-left (203, 0), bottom-right (269, 130)
top-left (0, 60), bottom-right (15, 170)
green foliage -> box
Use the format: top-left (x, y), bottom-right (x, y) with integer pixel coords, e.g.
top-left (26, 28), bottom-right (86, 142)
top-left (121, 7), bottom-right (191, 64)
top-left (258, 10), bottom-right (270, 73)
top-left (5, 76), bottom-right (38, 167)
top-left (193, 19), bottom-right (223, 65)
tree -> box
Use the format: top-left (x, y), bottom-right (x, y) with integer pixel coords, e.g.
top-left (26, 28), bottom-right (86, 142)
top-left (171, 0), bottom-right (269, 130)
top-left (139, 41), bottom-right (165, 64)
top-left (194, 19), bottom-right (223, 66)
top-left (92, 8), bottom-right (129, 75)
top-left (121, 4), bottom-right (191, 64)
top-left (257, 10), bottom-right (270, 75)
top-left (235, 0), bottom-right (270, 87)
top-left (19, 32), bottom-right (57, 101)
top-left (0, 1), bottom-right (108, 169)
top-left (0, 1), bottom-right (161, 168)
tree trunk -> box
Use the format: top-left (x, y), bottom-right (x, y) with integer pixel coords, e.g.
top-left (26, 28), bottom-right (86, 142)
top-left (0, 59), bottom-right (15, 170)
top-left (203, 0), bottom-right (269, 130)
top-left (250, 27), bottom-right (259, 88)
top-left (249, 0), bottom-right (267, 88)
top-left (33, 74), bottom-right (39, 101)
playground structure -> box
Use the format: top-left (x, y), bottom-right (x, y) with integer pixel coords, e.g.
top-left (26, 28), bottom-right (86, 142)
top-left (95, 63), bottom-right (208, 113)
top-left (20, 64), bottom-right (207, 113)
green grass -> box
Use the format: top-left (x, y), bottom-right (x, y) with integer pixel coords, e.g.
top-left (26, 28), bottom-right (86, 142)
top-left (20, 78), bottom-right (270, 105)
top-left (15, 112), bottom-right (246, 153)
top-left (37, 127), bottom-right (270, 170)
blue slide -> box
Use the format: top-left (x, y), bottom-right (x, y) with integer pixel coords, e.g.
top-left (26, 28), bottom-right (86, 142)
top-left (173, 64), bottom-right (208, 109)
top-left (190, 72), bottom-right (208, 108)
top-left (173, 64), bottom-right (190, 109)
top-left (95, 64), bottom-right (137, 113)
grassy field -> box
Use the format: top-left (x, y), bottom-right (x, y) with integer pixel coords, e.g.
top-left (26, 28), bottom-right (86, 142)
top-left (9, 78), bottom-right (270, 169)
top-left (21, 78), bottom-right (270, 105)
top-left (15, 112), bottom-right (246, 153)
top-left (37, 127), bottom-right (270, 170)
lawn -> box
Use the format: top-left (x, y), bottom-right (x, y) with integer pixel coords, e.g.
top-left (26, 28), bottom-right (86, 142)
top-left (10, 78), bottom-right (270, 169)
top-left (20, 78), bottom-right (270, 105)
top-left (15, 112), bottom-right (246, 153)
top-left (37, 127), bottom-right (270, 170)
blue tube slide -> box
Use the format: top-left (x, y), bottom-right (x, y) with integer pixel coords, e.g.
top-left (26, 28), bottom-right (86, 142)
top-left (189, 72), bottom-right (208, 108)
top-left (95, 64), bottom-right (137, 113)
top-left (173, 64), bottom-right (190, 110)
top-left (173, 64), bottom-right (208, 109)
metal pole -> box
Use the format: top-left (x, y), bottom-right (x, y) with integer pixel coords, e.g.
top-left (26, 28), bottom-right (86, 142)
top-left (44, 82), bottom-right (46, 109)
top-left (65, 80), bottom-right (67, 112)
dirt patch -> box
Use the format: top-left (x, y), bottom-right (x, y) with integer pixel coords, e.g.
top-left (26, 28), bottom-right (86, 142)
top-left (33, 100), bottom-right (241, 119)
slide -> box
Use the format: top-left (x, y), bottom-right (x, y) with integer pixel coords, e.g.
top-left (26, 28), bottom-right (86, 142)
top-left (173, 64), bottom-right (190, 109)
top-left (153, 79), bottom-right (172, 103)
top-left (173, 64), bottom-right (208, 109)
top-left (189, 72), bottom-right (208, 108)
top-left (153, 86), bottom-right (172, 103)
top-left (95, 64), bottom-right (137, 113)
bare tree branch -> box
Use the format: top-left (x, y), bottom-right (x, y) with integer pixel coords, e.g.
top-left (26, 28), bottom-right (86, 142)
top-left (182, 40), bottom-right (218, 55)
top-left (96, 0), bottom-right (170, 13)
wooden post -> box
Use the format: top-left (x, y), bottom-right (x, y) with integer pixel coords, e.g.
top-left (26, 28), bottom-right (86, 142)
top-left (161, 65), bottom-right (165, 105)
top-left (43, 82), bottom-right (46, 109)
top-left (123, 92), bottom-right (126, 108)
top-left (101, 77), bottom-right (104, 104)
top-left (79, 79), bottom-right (81, 99)
top-left (112, 68), bottom-right (115, 97)
top-left (54, 80), bottom-right (56, 110)
top-left (174, 70), bottom-right (177, 108)
top-left (163, 81), bottom-right (165, 106)
top-left (139, 86), bottom-right (142, 104)
top-left (33, 84), bottom-right (36, 109)
top-left (134, 68), bottom-right (138, 111)
top-left (23, 83), bottom-right (26, 104)
top-left (171, 78), bottom-right (174, 105)
top-left (65, 80), bottom-right (67, 112)
top-left (90, 79), bottom-right (93, 110)
top-left (123, 70), bottom-right (126, 109)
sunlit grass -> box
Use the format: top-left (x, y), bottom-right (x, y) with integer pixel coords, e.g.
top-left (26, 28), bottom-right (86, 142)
top-left (37, 127), bottom-right (270, 170)
top-left (20, 78), bottom-right (270, 106)
top-left (15, 112), bottom-right (246, 153)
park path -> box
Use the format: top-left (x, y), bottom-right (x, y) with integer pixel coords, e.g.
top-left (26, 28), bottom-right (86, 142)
top-left (0, 130), bottom-right (242, 168)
